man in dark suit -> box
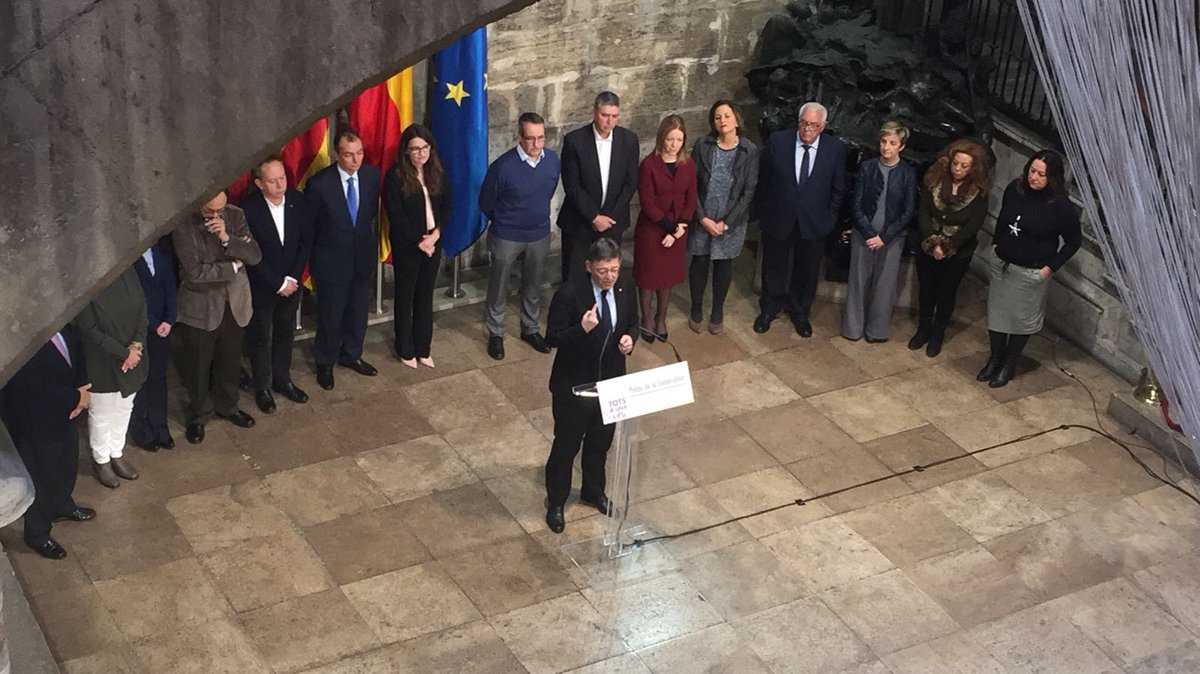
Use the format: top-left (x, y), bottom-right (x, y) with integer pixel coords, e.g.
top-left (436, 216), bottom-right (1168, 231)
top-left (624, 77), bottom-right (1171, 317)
top-left (756, 101), bottom-right (848, 338)
top-left (543, 238), bottom-right (638, 534)
top-left (1, 328), bottom-right (96, 559)
top-left (304, 131), bottom-right (381, 390)
top-left (244, 156), bottom-right (313, 413)
top-left (130, 239), bottom-right (177, 451)
top-left (557, 91), bottom-right (640, 282)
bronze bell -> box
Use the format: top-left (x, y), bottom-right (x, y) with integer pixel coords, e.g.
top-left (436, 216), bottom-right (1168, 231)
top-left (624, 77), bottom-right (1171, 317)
top-left (1133, 368), bottom-right (1162, 405)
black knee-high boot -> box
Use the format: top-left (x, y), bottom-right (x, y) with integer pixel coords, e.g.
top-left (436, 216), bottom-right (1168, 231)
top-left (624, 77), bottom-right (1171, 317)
top-left (990, 333), bottom-right (1029, 388)
top-left (977, 330), bottom-right (1008, 381)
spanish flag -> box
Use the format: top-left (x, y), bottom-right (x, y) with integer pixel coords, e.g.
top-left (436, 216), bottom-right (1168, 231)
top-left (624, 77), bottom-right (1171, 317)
top-left (280, 118), bottom-right (332, 290)
top-left (348, 68), bottom-right (414, 264)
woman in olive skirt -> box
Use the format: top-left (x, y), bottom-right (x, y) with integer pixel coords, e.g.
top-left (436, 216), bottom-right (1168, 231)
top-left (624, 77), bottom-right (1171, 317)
top-left (979, 150), bottom-right (1081, 387)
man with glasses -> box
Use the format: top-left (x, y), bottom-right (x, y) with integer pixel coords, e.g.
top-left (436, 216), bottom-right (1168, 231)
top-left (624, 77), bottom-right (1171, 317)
top-left (172, 191), bottom-right (262, 443)
top-left (542, 238), bottom-right (638, 534)
top-left (755, 101), bottom-right (848, 337)
top-left (479, 112), bottom-right (562, 360)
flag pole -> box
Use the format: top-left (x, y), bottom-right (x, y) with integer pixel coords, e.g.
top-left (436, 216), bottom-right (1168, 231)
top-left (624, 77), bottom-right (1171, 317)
top-left (445, 255), bottom-right (465, 298)
top-left (295, 292), bottom-right (303, 330)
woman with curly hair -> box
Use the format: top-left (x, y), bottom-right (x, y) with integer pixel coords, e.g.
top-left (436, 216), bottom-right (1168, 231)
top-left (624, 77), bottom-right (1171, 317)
top-left (908, 139), bottom-right (991, 357)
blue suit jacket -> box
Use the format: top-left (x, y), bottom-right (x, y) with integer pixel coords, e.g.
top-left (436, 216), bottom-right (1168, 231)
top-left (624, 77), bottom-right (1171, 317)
top-left (304, 163), bottom-right (381, 285)
top-left (134, 243), bottom-right (178, 329)
top-left (759, 130), bottom-right (848, 240)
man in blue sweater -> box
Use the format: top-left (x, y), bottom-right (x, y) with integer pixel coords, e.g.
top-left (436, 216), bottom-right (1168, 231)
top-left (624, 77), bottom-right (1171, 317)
top-left (479, 112), bottom-right (562, 360)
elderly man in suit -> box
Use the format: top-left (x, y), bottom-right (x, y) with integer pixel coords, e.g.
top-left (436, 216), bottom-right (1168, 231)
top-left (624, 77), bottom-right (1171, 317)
top-left (304, 131), bottom-right (381, 391)
top-left (244, 156), bottom-right (314, 413)
top-left (755, 101), bottom-right (848, 338)
top-left (543, 238), bottom-right (638, 534)
top-left (130, 239), bottom-right (177, 451)
top-left (557, 91), bottom-right (640, 282)
top-left (1, 328), bottom-right (95, 559)
top-left (172, 191), bottom-right (262, 444)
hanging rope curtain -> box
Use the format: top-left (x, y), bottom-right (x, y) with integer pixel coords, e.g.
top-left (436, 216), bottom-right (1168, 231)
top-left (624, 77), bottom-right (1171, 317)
top-left (1015, 0), bottom-right (1200, 465)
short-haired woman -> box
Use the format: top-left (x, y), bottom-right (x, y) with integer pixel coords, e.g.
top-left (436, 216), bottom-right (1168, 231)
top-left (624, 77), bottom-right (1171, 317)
top-left (633, 114), bottom-right (697, 341)
top-left (688, 100), bottom-right (759, 334)
top-left (385, 124), bottom-right (449, 368)
top-left (908, 139), bottom-right (991, 356)
top-left (842, 121), bottom-right (918, 342)
top-left (979, 150), bottom-right (1081, 387)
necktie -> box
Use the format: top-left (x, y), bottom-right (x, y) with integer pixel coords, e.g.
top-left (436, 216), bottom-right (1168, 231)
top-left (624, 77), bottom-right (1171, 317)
top-left (798, 144), bottom-right (812, 185)
top-left (600, 289), bottom-right (614, 336)
top-left (51, 332), bottom-right (71, 366)
top-left (346, 175), bottom-right (358, 226)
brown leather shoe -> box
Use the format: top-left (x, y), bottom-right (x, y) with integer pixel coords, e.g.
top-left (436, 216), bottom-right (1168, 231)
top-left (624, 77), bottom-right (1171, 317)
top-left (110, 457), bottom-right (139, 481)
top-left (93, 461), bottom-right (120, 489)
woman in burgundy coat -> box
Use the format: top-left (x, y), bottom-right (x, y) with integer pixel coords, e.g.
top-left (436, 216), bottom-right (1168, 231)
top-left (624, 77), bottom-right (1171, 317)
top-left (633, 114), bottom-right (697, 341)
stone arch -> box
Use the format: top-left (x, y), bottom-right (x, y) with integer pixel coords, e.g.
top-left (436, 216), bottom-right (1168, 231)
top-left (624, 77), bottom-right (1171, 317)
top-left (0, 0), bottom-right (537, 383)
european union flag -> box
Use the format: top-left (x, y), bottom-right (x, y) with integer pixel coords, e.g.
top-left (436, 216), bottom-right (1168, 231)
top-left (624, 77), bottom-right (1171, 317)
top-left (431, 28), bottom-right (489, 258)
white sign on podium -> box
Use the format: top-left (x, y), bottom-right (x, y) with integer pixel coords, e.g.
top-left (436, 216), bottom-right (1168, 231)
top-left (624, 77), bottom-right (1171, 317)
top-left (595, 361), bottom-right (695, 425)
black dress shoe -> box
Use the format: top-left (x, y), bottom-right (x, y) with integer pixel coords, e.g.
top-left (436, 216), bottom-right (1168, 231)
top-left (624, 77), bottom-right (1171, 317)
top-left (339, 358), bottom-right (378, 376)
top-left (28, 538), bottom-right (67, 560)
top-left (136, 438), bottom-right (159, 452)
top-left (239, 369), bottom-right (254, 392)
top-left (753, 313), bottom-right (775, 334)
top-left (794, 320), bottom-right (813, 338)
top-left (925, 331), bottom-right (945, 358)
top-left (55, 506), bottom-right (96, 522)
top-left (487, 336), bottom-right (505, 361)
top-left (317, 366), bottom-right (335, 390)
top-left (521, 332), bottom-right (551, 353)
top-left (158, 434), bottom-right (176, 450)
top-left (581, 493), bottom-right (613, 516)
top-left (865, 336), bottom-right (888, 344)
top-left (217, 409), bottom-right (256, 428)
top-left (255, 389), bottom-right (276, 414)
top-left (186, 422), bottom-right (205, 444)
top-left (545, 505), bottom-right (565, 534)
top-left (908, 326), bottom-right (931, 350)
top-left (273, 383), bottom-right (309, 404)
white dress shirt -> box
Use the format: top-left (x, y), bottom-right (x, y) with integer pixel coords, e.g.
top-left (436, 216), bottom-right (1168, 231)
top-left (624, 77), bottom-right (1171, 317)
top-left (594, 126), bottom-right (613, 205)
top-left (516, 143), bottom-right (543, 168)
top-left (263, 194), bottom-right (296, 293)
top-left (336, 165), bottom-right (358, 211)
top-left (142, 248), bottom-right (156, 276)
top-left (794, 133), bottom-right (822, 183)
top-left (590, 280), bottom-right (618, 333)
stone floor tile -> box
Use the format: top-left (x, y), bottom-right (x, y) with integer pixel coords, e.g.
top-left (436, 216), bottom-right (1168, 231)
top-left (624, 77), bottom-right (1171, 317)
top-left (820, 568), bottom-right (960, 654)
top-left (947, 351), bottom-right (1071, 404)
top-left (131, 616), bottom-right (269, 674)
top-left (828, 333), bottom-right (928, 379)
top-left (929, 403), bottom-right (1057, 468)
top-left (60, 648), bottom-right (141, 674)
top-left (1006, 385), bottom-right (1099, 447)
top-left (993, 452), bottom-right (1127, 518)
top-left (240, 588), bottom-right (381, 672)
top-left (636, 623), bottom-right (770, 673)
top-left (234, 411), bottom-right (345, 474)
top-left (92, 557), bottom-right (231, 641)
top-left (882, 632), bottom-right (1006, 674)
top-left (0, 529), bottom-right (91, 597)
top-left (1047, 577), bottom-right (1194, 669)
top-left (126, 437), bottom-right (259, 499)
top-left (1060, 497), bottom-right (1195, 573)
top-left (395, 482), bottom-right (527, 557)
top-left (264, 456), bottom-right (389, 527)
top-left (48, 501), bottom-right (192, 581)
top-left (983, 520), bottom-right (1122, 601)
top-left (703, 466), bottom-right (830, 538)
top-left (691, 359), bottom-right (800, 417)
top-left (481, 355), bottom-right (556, 411)
top-left (861, 424), bottom-right (987, 491)
top-left (490, 593), bottom-right (627, 674)
top-left (879, 363), bottom-right (998, 421)
top-left (199, 529), bottom-right (333, 612)
top-left (632, 487), bottom-right (751, 559)
top-left (582, 571), bottom-right (723, 650)
top-left (302, 505), bottom-right (432, 585)
top-left (377, 621), bottom-right (527, 674)
top-left (755, 342), bottom-right (873, 397)
top-left (566, 653), bottom-right (652, 673)
top-left (353, 434), bottom-right (475, 503)
top-left (761, 517), bottom-right (894, 595)
top-left (341, 562), bottom-right (481, 643)
top-left (969, 603), bottom-right (1120, 674)
top-left (483, 468), bottom-right (558, 534)
top-left (1058, 436), bottom-right (1166, 496)
top-left (625, 446), bottom-right (697, 504)
top-left (319, 394), bottom-right (435, 454)
top-left (1132, 484), bottom-right (1200, 542)
top-left (840, 493), bottom-right (977, 567)
top-left (166, 480), bottom-right (295, 554)
top-left (524, 405), bottom-right (555, 441)
top-left (27, 585), bottom-right (123, 662)
top-left (402, 370), bottom-right (523, 433)
top-left (443, 417), bottom-right (550, 479)
top-left (808, 380), bottom-right (929, 443)
top-left (1133, 554), bottom-right (1200, 635)
top-left (733, 596), bottom-right (875, 674)
top-left (440, 536), bottom-right (576, 616)
top-left (655, 419), bottom-right (778, 485)
top-left (635, 390), bottom-right (723, 440)
top-left (1124, 640), bottom-right (1200, 674)
top-left (679, 540), bottom-right (807, 619)
top-left (785, 443), bottom-right (913, 513)
top-left (732, 398), bottom-right (861, 464)
top-left (652, 325), bottom-right (749, 372)
top-left (907, 545), bottom-right (1041, 628)
top-left (926, 472), bottom-right (1053, 542)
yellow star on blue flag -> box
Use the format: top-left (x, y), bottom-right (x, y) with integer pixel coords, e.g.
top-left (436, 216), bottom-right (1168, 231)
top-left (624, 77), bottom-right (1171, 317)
top-left (445, 80), bottom-right (470, 106)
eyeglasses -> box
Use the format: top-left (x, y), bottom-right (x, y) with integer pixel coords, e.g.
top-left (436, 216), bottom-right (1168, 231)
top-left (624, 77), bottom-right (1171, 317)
top-left (407, 145), bottom-right (431, 155)
top-left (799, 121), bottom-right (824, 130)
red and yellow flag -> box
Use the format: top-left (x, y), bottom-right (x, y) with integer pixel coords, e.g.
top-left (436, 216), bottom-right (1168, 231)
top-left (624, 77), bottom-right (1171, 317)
top-left (281, 118), bottom-right (332, 290)
top-left (348, 68), bottom-right (414, 264)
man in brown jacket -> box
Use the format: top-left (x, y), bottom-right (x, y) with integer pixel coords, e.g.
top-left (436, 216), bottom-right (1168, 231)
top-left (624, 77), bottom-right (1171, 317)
top-left (172, 191), bottom-right (262, 444)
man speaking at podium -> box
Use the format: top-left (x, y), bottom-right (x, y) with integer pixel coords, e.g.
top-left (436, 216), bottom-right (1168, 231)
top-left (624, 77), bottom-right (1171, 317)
top-left (544, 238), bottom-right (638, 534)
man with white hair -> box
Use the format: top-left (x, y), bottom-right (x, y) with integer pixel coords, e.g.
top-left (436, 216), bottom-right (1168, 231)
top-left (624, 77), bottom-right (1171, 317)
top-left (755, 101), bottom-right (847, 337)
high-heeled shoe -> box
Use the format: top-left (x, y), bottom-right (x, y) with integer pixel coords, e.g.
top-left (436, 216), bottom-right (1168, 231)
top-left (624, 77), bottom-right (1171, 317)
top-left (639, 325), bottom-right (658, 343)
top-left (656, 324), bottom-right (669, 341)
top-left (418, 357), bottom-right (435, 368)
top-left (400, 357), bottom-right (418, 369)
